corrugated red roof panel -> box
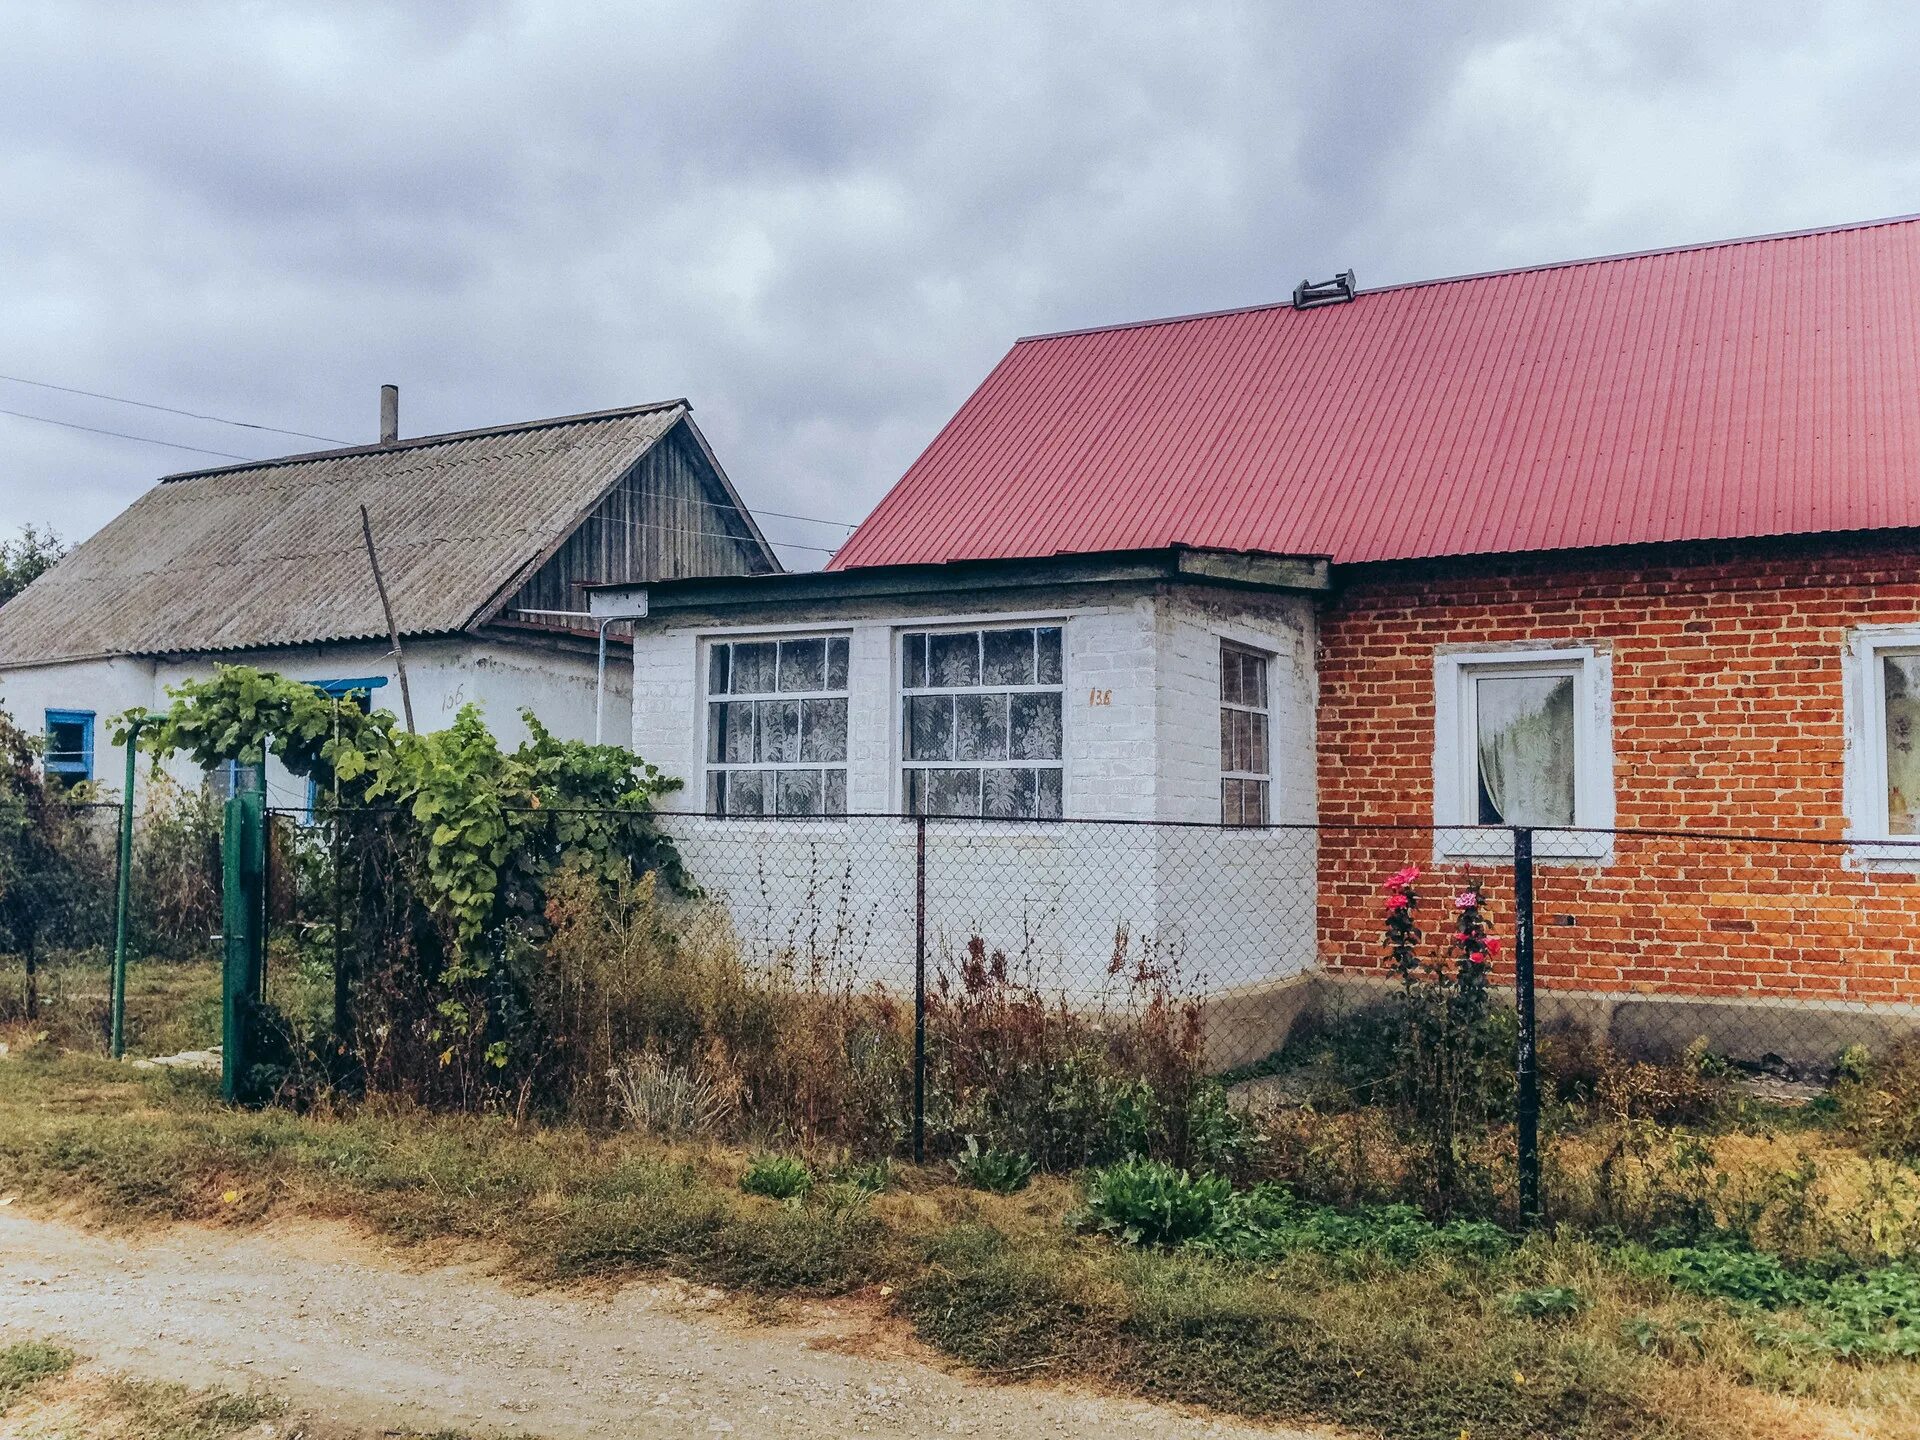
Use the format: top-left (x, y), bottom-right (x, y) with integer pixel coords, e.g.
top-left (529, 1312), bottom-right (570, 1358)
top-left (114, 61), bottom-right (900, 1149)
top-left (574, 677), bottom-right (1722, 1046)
top-left (830, 215), bottom-right (1920, 570)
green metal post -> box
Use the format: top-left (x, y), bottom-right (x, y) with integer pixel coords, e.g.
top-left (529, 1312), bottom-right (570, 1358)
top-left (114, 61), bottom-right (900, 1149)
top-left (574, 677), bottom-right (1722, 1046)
top-left (220, 788), bottom-right (265, 1104)
top-left (109, 717), bottom-right (143, 1059)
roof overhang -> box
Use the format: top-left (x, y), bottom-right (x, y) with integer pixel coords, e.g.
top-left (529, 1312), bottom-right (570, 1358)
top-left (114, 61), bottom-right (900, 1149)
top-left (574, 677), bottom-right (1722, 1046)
top-left (586, 545), bottom-right (1328, 618)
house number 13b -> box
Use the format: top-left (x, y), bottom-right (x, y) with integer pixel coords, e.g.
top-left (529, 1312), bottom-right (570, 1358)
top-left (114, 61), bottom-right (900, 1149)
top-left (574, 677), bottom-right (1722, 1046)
top-left (1087, 688), bottom-right (1113, 706)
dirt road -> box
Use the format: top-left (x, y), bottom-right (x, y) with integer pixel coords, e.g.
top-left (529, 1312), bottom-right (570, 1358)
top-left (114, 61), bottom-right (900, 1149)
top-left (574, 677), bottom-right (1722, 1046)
top-left (0, 1210), bottom-right (1328, 1439)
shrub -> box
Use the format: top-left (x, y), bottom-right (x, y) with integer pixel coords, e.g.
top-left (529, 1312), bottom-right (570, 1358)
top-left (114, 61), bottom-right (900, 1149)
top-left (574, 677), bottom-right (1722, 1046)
top-left (1835, 1038), bottom-right (1920, 1159)
top-left (1501, 1285), bottom-right (1588, 1319)
top-left (949, 1136), bottom-right (1034, 1194)
top-left (1081, 1157), bottom-right (1232, 1245)
top-left (740, 1154), bottom-right (812, 1200)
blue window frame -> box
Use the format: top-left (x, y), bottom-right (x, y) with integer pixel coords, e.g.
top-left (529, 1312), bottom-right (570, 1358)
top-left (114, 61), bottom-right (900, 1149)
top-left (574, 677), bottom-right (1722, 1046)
top-left (302, 677), bottom-right (388, 820)
top-left (44, 709), bottom-right (94, 785)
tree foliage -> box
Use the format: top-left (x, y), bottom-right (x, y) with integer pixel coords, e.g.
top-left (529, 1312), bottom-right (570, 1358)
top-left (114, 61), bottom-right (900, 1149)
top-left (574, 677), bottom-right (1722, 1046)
top-left (122, 665), bottom-right (684, 1104)
top-left (0, 525), bottom-right (66, 607)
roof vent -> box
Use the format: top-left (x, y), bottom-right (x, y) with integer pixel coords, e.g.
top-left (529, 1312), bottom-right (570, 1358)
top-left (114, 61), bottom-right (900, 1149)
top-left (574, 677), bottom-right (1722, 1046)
top-left (1292, 271), bottom-right (1356, 310)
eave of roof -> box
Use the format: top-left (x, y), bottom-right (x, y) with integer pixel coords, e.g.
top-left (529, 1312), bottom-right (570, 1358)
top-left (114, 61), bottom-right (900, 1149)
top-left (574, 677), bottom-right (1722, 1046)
top-left (589, 545), bottom-right (1329, 617)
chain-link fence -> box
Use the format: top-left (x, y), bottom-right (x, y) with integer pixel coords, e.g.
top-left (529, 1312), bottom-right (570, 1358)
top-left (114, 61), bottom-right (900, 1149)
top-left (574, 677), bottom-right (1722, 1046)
top-left (20, 795), bottom-right (1920, 1217)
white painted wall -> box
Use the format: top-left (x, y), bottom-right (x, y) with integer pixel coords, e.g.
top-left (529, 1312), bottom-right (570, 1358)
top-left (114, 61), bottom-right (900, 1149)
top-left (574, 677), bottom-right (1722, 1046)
top-left (630, 583), bottom-right (1319, 1006)
top-left (0, 635), bottom-right (629, 808)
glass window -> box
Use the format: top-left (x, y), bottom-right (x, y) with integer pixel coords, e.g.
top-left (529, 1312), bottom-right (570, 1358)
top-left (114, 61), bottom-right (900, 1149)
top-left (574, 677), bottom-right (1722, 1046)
top-left (43, 710), bottom-right (93, 786)
top-left (1219, 643), bottom-right (1269, 825)
top-left (1468, 669), bottom-right (1578, 826)
top-left (901, 626), bottom-right (1063, 818)
top-left (1883, 654), bottom-right (1920, 834)
top-left (705, 635), bottom-right (849, 816)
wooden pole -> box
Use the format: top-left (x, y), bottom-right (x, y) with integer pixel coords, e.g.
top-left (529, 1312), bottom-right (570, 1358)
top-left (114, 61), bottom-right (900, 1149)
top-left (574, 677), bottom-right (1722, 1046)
top-left (358, 504), bottom-right (415, 734)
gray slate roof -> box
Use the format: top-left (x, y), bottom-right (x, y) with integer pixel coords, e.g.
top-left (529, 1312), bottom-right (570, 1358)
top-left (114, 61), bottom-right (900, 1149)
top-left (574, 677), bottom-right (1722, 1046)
top-left (0, 401), bottom-right (712, 666)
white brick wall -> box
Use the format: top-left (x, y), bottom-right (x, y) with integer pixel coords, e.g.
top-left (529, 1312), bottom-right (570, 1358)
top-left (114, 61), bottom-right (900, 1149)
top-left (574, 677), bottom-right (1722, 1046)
top-left (629, 584), bottom-right (1321, 1006)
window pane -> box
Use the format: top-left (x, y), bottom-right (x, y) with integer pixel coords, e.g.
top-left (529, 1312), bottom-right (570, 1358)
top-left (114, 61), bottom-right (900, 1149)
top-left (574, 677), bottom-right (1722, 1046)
top-left (711, 702), bottom-right (754, 764)
top-left (903, 633), bottom-right (927, 688)
top-left (926, 767), bottom-right (979, 816)
top-left (1474, 672), bottom-right (1576, 826)
top-left (731, 641), bottom-right (776, 694)
top-left (1247, 711), bottom-right (1268, 775)
top-left (1010, 692), bottom-right (1062, 760)
top-left (983, 628), bottom-right (1035, 686)
top-left (928, 631), bottom-right (980, 688)
top-left (708, 644), bottom-right (731, 696)
top-left (777, 768), bottom-right (824, 817)
top-left (706, 771), bottom-right (725, 814)
top-left (1886, 655), bottom-right (1920, 834)
top-left (801, 698), bottom-right (848, 762)
top-left (1036, 768), bottom-right (1062, 819)
top-left (824, 769), bottom-right (847, 817)
top-left (827, 637), bottom-right (850, 691)
top-left (758, 699), bottom-right (801, 763)
top-left (1036, 627), bottom-right (1063, 684)
top-left (724, 769), bottom-right (766, 816)
top-left (46, 719), bottom-right (86, 764)
top-left (907, 694), bottom-right (954, 760)
top-left (778, 638), bottom-right (826, 692)
top-left (956, 693), bottom-right (1010, 761)
top-left (1221, 651), bottom-right (1245, 709)
top-left (983, 766), bottom-right (1036, 819)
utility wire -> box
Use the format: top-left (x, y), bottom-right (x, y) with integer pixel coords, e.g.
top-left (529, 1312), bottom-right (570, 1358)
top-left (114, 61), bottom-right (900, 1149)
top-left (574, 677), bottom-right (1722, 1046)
top-left (0, 371), bottom-right (350, 445)
top-left (0, 405), bottom-right (264, 461)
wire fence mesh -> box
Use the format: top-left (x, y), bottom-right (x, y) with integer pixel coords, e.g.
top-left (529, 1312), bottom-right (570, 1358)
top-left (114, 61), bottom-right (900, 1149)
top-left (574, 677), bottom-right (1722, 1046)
top-left (16, 794), bottom-right (1920, 1218)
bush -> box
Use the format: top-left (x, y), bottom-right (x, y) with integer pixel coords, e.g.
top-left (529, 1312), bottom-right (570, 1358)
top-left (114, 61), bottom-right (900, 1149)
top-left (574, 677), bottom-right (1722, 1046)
top-left (1835, 1038), bottom-right (1920, 1159)
top-left (1081, 1157), bottom-right (1232, 1245)
top-left (740, 1154), bottom-right (813, 1200)
top-left (949, 1136), bottom-right (1034, 1194)
top-left (608, 1052), bottom-right (735, 1137)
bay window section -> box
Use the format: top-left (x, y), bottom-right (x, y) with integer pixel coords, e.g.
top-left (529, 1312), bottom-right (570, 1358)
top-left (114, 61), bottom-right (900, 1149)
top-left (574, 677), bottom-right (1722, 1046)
top-left (705, 635), bottom-right (849, 817)
top-left (902, 625), bottom-right (1063, 818)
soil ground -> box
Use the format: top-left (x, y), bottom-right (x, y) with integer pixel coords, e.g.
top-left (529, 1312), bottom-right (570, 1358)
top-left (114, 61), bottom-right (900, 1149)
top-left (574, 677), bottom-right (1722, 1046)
top-left (0, 1209), bottom-right (1332, 1439)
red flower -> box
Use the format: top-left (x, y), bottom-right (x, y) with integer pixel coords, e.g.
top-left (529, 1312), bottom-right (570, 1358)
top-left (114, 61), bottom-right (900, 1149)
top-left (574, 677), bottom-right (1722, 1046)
top-left (1385, 893), bottom-right (1411, 911)
top-left (1483, 936), bottom-right (1503, 954)
top-left (1385, 864), bottom-right (1421, 891)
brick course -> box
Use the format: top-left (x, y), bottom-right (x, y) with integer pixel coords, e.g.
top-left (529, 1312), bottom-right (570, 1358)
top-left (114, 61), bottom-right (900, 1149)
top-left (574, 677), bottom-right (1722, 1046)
top-left (1316, 534), bottom-right (1920, 1006)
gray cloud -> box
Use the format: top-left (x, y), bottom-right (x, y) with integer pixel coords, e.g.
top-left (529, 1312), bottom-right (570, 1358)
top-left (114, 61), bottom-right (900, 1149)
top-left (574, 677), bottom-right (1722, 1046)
top-left (3, 0), bottom-right (1917, 567)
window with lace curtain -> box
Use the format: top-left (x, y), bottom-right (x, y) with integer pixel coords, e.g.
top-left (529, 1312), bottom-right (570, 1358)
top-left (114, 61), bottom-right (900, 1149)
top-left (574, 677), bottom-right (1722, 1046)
top-left (901, 625), bottom-right (1064, 818)
top-left (1434, 647), bottom-right (1611, 859)
top-left (1219, 642), bottom-right (1270, 825)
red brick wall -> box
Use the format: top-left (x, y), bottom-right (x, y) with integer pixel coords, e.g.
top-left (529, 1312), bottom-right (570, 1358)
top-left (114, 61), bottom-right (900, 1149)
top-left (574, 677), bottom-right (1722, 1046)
top-left (1315, 535), bottom-right (1920, 1004)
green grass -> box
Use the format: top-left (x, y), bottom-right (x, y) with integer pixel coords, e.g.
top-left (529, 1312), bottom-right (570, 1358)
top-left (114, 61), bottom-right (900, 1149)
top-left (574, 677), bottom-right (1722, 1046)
top-left (0, 1053), bottom-right (1910, 1440)
top-left (0, 1338), bottom-right (76, 1411)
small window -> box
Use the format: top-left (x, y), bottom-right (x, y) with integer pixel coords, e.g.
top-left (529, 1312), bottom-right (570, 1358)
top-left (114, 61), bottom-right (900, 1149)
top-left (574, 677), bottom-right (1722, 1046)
top-left (43, 709), bottom-right (94, 786)
top-left (1845, 633), bottom-right (1920, 859)
top-left (207, 759), bottom-right (263, 801)
top-left (705, 635), bottom-right (849, 816)
top-left (1219, 642), bottom-right (1270, 825)
top-left (901, 625), bottom-right (1064, 818)
top-left (1434, 648), bottom-right (1610, 859)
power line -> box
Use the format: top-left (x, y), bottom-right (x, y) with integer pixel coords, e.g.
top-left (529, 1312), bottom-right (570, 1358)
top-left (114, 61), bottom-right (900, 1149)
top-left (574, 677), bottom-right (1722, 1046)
top-left (0, 405), bottom-right (264, 461)
top-left (0, 372), bottom-right (351, 445)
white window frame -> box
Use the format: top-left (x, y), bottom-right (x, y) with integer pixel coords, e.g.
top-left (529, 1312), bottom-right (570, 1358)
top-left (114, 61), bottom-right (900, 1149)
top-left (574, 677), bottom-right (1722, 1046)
top-left (701, 632), bottom-right (851, 818)
top-left (1433, 645), bottom-right (1613, 862)
top-left (1844, 627), bottom-right (1920, 868)
top-left (897, 621), bottom-right (1067, 819)
top-left (1219, 640), bottom-right (1272, 826)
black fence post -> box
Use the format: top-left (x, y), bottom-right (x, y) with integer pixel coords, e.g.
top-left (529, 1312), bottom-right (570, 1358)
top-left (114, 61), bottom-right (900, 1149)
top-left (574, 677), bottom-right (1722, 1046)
top-left (1513, 825), bottom-right (1542, 1226)
top-left (330, 810), bottom-right (348, 1043)
top-left (913, 815), bottom-right (927, 1164)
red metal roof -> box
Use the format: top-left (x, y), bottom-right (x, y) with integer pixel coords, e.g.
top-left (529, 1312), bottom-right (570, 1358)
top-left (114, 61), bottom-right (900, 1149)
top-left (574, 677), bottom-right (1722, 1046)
top-left (830, 215), bottom-right (1920, 571)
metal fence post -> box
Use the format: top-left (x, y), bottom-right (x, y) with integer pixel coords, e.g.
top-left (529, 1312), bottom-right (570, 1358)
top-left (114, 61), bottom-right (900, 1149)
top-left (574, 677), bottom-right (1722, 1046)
top-left (221, 789), bottom-right (265, 1104)
top-left (109, 717), bottom-right (143, 1058)
top-left (913, 815), bottom-right (927, 1164)
top-left (1513, 826), bottom-right (1542, 1226)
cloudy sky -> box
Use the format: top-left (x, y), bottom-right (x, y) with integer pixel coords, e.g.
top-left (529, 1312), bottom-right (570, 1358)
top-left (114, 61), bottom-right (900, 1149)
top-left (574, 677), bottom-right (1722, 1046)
top-left (4, 1), bottom-right (1918, 569)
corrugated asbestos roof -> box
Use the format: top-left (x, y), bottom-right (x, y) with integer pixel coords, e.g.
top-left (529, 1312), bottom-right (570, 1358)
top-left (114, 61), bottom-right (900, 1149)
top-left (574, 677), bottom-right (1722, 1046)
top-left (830, 214), bottom-right (1920, 571)
top-left (0, 402), bottom-right (690, 665)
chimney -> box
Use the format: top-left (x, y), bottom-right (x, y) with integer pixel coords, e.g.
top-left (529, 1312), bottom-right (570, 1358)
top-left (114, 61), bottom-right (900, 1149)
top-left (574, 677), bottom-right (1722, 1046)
top-left (379, 384), bottom-right (399, 445)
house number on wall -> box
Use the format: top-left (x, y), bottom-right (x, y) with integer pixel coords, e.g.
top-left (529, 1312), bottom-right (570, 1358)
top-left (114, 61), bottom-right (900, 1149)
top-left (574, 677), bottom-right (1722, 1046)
top-left (1087, 687), bottom-right (1113, 706)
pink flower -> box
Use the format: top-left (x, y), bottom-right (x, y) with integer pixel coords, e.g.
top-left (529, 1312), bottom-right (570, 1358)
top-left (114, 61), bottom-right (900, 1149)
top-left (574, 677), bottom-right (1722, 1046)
top-left (1384, 864), bottom-right (1420, 891)
top-left (1454, 891), bottom-right (1478, 910)
top-left (1385, 893), bottom-right (1411, 911)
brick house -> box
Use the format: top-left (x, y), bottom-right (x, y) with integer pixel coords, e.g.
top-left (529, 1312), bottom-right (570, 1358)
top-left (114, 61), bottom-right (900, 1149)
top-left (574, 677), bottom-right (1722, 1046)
top-left (602, 216), bottom-right (1920, 1058)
